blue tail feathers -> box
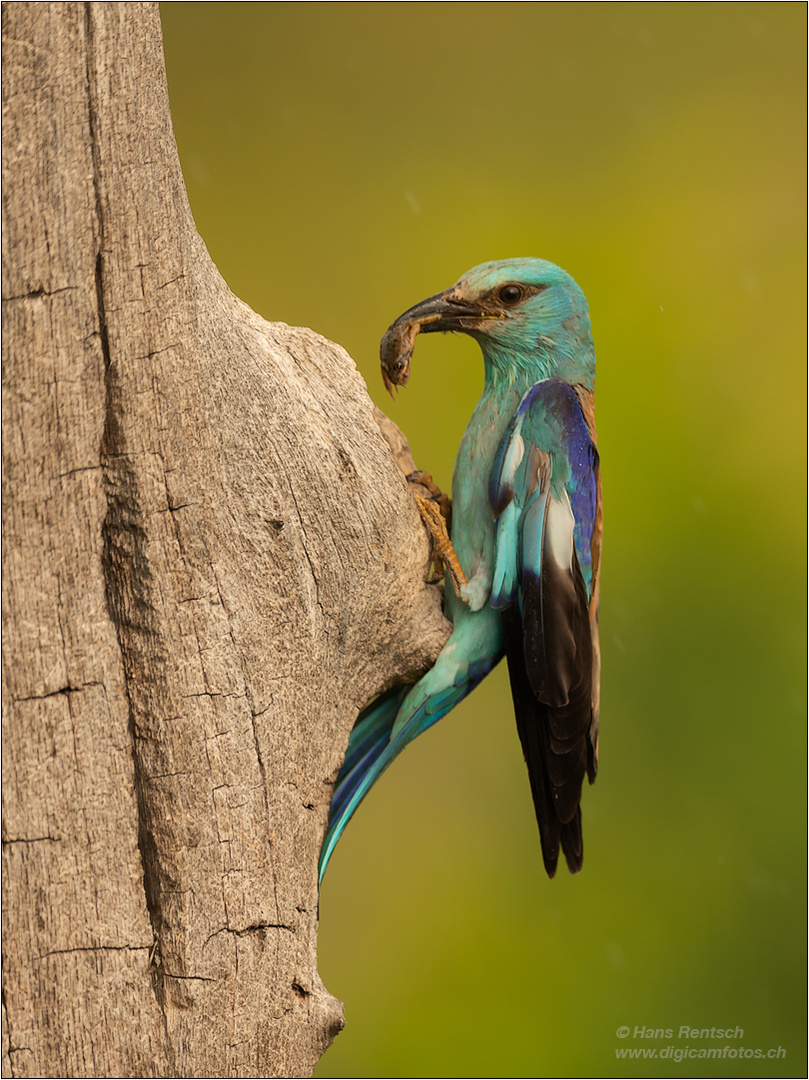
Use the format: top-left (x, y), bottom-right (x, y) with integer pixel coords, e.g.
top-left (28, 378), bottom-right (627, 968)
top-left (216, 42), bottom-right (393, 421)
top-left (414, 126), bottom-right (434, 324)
top-left (318, 644), bottom-right (500, 885)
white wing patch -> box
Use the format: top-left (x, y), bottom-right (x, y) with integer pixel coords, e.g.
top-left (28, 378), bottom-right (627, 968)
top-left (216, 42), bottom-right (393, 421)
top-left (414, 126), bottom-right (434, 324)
top-left (501, 431), bottom-right (525, 484)
top-left (545, 488), bottom-right (575, 571)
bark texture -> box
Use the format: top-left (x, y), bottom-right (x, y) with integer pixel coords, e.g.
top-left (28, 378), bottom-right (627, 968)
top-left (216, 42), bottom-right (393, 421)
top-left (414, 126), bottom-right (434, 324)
top-left (1, 4), bottom-right (449, 1076)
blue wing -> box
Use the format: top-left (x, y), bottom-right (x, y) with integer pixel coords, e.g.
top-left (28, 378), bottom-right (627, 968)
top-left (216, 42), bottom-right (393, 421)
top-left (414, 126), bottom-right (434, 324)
top-left (488, 379), bottom-right (600, 875)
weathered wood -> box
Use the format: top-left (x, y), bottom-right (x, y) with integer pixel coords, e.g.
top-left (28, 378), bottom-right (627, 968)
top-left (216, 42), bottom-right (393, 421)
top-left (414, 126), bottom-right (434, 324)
top-left (1, 3), bottom-right (449, 1076)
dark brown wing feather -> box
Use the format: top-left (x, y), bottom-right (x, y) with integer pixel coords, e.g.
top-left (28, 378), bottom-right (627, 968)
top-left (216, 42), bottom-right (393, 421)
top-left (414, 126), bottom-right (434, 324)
top-left (502, 534), bottom-right (594, 877)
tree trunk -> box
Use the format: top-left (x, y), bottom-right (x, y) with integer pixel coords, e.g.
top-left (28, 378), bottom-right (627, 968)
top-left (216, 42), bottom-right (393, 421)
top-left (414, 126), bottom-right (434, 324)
top-left (1, 3), bottom-right (449, 1076)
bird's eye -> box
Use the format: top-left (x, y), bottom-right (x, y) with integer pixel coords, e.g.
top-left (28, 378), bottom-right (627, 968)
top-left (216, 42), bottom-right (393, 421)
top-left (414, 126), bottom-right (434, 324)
top-left (498, 284), bottom-right (524, 305)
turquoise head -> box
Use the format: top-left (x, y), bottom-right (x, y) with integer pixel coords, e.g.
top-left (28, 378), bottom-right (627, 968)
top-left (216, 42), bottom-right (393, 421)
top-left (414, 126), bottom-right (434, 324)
top-left (380, 257), bottom-right (595, 392)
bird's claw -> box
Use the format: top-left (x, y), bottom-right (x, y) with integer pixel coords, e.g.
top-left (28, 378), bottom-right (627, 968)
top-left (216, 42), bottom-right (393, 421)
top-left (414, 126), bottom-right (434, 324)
top-left (406, 470), bottom-right (452, 524)
top-left (412, 492), bottom-right (469, 602)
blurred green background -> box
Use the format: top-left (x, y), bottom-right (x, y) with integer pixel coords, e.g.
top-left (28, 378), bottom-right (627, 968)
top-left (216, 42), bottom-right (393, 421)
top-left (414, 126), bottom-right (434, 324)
top-left (160, 4), bottom-right (805, 1077)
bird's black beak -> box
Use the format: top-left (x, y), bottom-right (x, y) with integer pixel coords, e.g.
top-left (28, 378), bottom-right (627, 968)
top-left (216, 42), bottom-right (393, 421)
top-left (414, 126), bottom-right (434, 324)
top-left (379, 288), bottom-right (494, 395)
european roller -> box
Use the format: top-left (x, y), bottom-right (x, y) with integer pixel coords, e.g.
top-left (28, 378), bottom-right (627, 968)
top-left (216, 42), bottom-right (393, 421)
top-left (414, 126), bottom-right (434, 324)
top-left (319, 258), bottom-right (601, 882)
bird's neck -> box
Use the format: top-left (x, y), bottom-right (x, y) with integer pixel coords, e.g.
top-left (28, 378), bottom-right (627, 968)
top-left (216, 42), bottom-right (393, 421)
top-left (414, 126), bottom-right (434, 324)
top-left (480, 338), bottom-right (595, 395)
top-left (482, 347), bottom-right (547, 394)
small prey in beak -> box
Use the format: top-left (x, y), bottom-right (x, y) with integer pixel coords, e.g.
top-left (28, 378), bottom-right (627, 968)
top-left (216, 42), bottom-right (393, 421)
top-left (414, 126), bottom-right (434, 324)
top-left (379, 289), bottom-right (501, 395)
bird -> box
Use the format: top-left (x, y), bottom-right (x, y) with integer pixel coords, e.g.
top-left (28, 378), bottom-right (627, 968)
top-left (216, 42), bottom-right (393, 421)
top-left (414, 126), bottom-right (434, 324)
top-left (319, 258), bottom-right (601, 884)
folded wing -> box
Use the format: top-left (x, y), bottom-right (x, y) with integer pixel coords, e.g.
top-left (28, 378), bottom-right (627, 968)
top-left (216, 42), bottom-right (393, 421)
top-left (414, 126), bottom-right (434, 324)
top-left (489, 380), bottom-right (600, 875)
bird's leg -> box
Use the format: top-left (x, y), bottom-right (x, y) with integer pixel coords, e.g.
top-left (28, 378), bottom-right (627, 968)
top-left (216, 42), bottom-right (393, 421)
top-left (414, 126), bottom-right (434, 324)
top-left (414, 495), bottom-right (468, 596)
top-left (406, 471), bottom-right (469, 601)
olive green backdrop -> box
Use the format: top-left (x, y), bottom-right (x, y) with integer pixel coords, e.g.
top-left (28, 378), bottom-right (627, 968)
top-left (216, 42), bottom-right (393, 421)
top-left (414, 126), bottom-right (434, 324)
top-left (160, 5), bottom-right (805, 1077)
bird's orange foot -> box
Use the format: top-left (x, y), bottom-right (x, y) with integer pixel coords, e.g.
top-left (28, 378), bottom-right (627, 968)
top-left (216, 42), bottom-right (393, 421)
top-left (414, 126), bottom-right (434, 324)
top-left (406, 471), bottom-right (452, 522)
top-left (411, 490), bottom-right (469, 602)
